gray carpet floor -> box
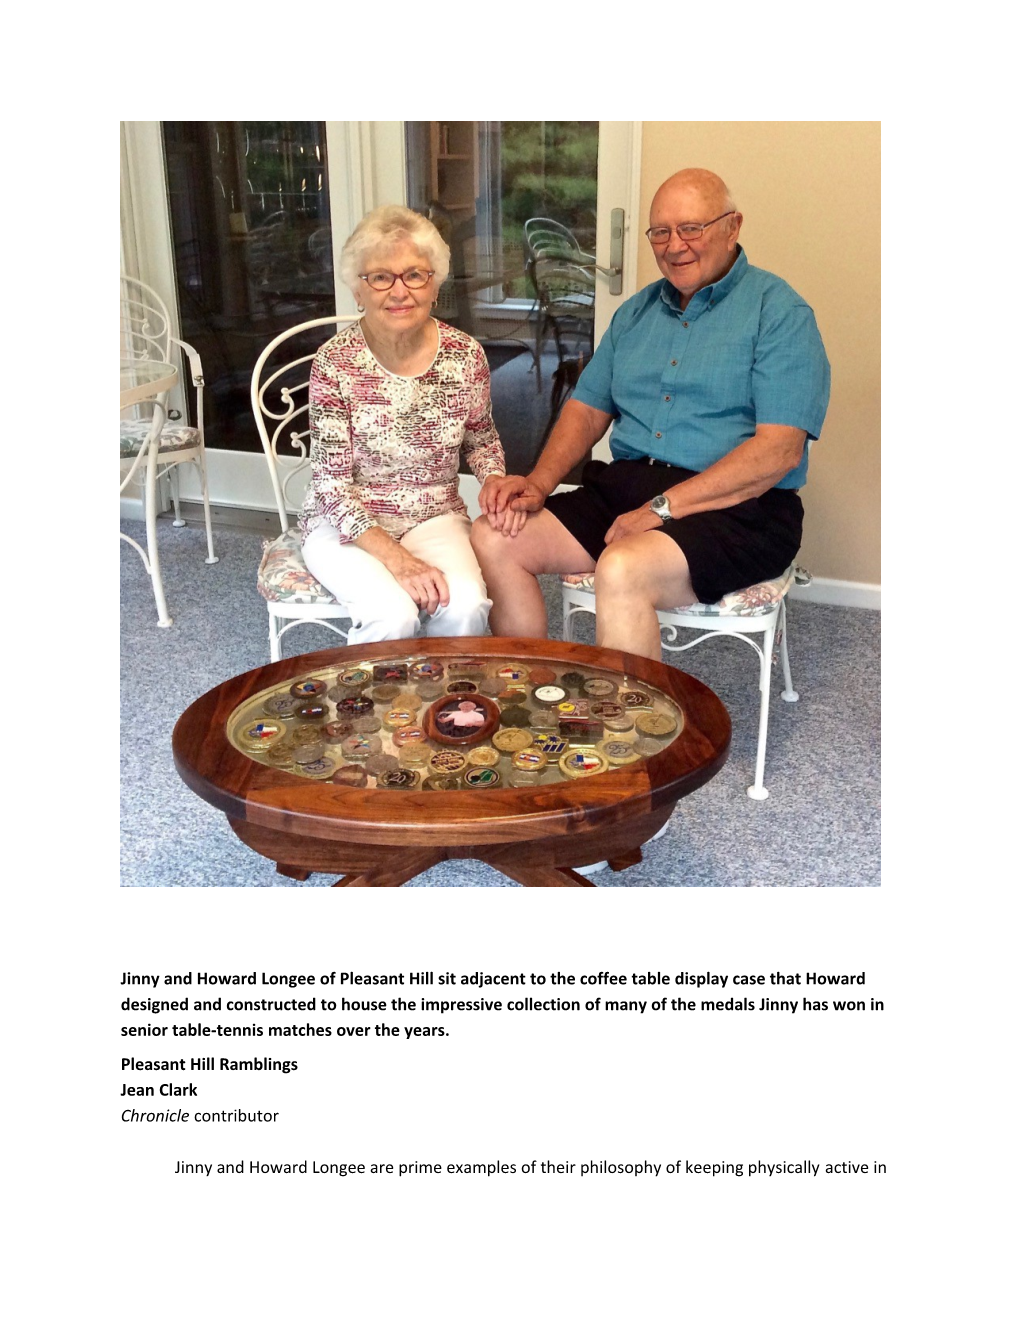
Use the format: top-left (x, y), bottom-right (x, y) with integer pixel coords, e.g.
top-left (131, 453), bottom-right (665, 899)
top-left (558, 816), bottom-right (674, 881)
top-left (121, 520), bottom-right (880, 888)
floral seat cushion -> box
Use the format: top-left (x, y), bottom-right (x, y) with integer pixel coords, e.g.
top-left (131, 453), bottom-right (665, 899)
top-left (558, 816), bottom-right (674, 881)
top-left (561, 563), bottom-right (808, 618)
top-left (257, 527), bottom-right (337, 605)
top-left (120, 418), bottom-right (200, 458)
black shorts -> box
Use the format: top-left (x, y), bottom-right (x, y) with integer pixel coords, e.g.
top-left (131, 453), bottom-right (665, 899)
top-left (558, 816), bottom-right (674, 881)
top-left (544, 458), bottom-right (803, 604)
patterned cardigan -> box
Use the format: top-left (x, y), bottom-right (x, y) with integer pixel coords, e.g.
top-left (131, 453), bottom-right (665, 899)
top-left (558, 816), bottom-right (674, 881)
top-left (299, 320), bottom-right (506, 544)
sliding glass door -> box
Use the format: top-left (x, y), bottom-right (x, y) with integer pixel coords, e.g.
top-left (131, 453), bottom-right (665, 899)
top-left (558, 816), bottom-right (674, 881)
top-left (131, 121), bottom-right (639, 511)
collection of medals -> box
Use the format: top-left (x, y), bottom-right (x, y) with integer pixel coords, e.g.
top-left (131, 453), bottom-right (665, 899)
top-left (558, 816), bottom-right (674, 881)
top-left (227, 656), bottom-right (683, 792)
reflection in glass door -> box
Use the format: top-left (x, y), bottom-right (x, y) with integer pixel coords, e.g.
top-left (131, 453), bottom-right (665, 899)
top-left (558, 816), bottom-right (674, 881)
top-left (405, 122), bottom-right (599, 478)
top-left (162, 121), bottom-right (337, 453)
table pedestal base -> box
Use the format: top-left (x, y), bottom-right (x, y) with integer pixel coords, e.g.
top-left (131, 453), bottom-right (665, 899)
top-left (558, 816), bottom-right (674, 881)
top-left (229, 811), bottom-right (669, 888)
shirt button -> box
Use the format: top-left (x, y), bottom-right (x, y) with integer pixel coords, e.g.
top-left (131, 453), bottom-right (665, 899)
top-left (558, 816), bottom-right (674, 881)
top-left (664, 395), bottom-right (670, 401)
top-left (682, 321), bottom-right (689, 328)
top-left (670, 359), bottom-right (677, 366)
top-left (655, 432), bottom-right (662, 439)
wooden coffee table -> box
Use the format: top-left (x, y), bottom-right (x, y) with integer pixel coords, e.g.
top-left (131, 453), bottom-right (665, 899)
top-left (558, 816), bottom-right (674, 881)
top-left (172, 637), bottom-right (730, 887)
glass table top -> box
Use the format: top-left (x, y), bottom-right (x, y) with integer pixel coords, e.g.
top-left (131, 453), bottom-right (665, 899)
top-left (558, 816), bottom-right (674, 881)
top-left (226, 650), bottom-right (685, 792)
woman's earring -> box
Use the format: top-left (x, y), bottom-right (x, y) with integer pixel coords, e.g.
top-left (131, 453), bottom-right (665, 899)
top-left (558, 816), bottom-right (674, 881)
top-left (356, 304), bottom-right (364, 313)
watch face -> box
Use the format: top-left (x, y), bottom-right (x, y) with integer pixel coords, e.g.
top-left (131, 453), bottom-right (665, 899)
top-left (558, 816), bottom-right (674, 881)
top-left (651, 495), bottom-right (670, 519)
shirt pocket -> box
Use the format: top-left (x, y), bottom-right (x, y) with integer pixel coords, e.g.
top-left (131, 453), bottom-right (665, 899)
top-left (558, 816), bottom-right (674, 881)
top-left (690, 332), bottom-right (757, 412)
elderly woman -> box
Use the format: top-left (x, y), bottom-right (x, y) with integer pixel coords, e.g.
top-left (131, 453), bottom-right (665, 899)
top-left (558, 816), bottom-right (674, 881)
top-left (300, 205), bottom-right (506, 642)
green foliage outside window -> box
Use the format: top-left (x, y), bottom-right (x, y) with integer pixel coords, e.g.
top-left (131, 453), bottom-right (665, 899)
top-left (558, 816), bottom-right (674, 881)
top-left (499, 122), bottom-right (598, 298)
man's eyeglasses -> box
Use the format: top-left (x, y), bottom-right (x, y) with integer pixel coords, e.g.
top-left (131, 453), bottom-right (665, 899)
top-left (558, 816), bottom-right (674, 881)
top-left (645, 212), bottom-right (735, 244)
top-left (359, 269), bottom-right (434, 291)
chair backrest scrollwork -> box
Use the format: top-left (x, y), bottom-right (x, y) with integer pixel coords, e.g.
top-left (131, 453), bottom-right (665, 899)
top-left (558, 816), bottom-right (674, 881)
top-left (250, 316), bottom-right (360, 533)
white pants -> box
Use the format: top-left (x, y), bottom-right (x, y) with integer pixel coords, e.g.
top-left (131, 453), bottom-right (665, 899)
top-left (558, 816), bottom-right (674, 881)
top-left (302, 512), bottom-right (492, 645)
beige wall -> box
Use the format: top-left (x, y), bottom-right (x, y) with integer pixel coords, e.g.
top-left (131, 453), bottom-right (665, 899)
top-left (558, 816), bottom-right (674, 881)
top-left (638, 122), bottom-right (880, 586)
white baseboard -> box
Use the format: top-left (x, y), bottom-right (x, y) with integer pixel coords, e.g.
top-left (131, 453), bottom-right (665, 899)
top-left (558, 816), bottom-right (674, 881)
top-left (792, 577), bottom-right (880, 610)
top-left (121, 485), bottom-right (881, 612)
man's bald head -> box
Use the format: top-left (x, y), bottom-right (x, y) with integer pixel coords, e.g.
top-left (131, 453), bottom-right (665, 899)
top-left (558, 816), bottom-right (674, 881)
top-left (652, 168), bottom-right (736, 215)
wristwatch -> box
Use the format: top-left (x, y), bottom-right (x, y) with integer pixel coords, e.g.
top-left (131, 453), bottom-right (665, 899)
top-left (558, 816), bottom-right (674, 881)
top-left (649, 493), bottom-right (673, 523)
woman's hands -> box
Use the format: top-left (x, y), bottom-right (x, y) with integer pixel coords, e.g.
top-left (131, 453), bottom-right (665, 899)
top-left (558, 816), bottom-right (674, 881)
top-left (389, 550), bottom-right (450, 614)
top-left (478, 473), bottom-right (542, 538)
top-left (356, 527), bottom-right (449, 614)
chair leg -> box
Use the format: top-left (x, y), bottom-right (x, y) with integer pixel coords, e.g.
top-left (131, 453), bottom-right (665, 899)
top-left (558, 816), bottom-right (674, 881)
top-left (778, 598), bottom-right (798, 702)
top-left (562, 597), bottom-right (593, 644)
top-left (269, 613), bottom-right (282, 663)
top-left (144, 453), bottom-right (173, 628)
top-left (196, 450), bottom-right (219, 564)
top-left (747, 619), bottom-right (776, 801)
top-left (170, 464), bottom-right (186, 527)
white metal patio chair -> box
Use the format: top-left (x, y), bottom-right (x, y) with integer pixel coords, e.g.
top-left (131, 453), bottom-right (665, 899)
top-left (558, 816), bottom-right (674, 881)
top-left (561, 564), bottom-right (812, 799)
top-left (120, 275), bottom-right (218, 627)
top-left (251, 315), bottom-right (360, 661)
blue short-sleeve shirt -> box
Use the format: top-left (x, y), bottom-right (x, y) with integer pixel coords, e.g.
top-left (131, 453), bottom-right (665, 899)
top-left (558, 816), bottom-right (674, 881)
top-left (572, 248), bottom-right (830, 489)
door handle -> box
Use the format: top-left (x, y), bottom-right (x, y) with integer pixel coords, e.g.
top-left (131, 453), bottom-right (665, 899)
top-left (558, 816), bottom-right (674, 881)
top-left (595, 208), bottom-right (624, 295)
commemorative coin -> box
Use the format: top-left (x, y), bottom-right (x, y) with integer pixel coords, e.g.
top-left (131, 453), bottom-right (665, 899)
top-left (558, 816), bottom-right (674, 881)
top-left (337, 695), bottom-right (374, 718)
top-left (293, 756), bottom-right (334, 778)
top-left (290, 724), bottom-right (327, 745)
top-left (398, 743), bottom-right (432, 770)
top-left (372, 663), bottom-right (408, 683)
top-left (240, 719), bottom-right (285, 750)
top-left (496, 664), bottom-right (530, 683)
top-left (292, 741), bottom-right (327, 764)
top-left (377, 768), bottom-right (419, 789)
top-left (634, 711), bottom-right (678, 738)
top-left (492, 727), bottom-right (533, 754)
top-left (466, 745), bottom-right (501, 767)
top-left (532, 732), bottom-right (568, 756)
top-left (289, 678), bottom-right (327, 699)
top-left (365, 752), bottom-right (400, 778)
top-left (598, 738), bottom-right (641, 765)
top-left (409, 660), bottom-right (444, 682)
top-left (558, 748), bottom-right (609, 779)
top-left (428, 749), bottom-right (467, 775)
top-left (619, 689), bottom-right (653, 708)
top-left (341, 733), bottom-right (380, 761)
top-left (499, 706), bottom-right (530, 728)
top-left (262, 694), bottom-right (298, 718)
top-left (392, 724), bottom-right (427, 747)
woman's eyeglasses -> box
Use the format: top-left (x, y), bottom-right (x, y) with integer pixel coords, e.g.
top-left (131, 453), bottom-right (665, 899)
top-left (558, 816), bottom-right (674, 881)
top-left (359, 269), bottom-right (435, 291)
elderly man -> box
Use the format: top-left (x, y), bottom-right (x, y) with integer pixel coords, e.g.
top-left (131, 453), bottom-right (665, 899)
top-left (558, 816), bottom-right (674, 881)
top-left (471, 168), bottom-right (830, 661)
